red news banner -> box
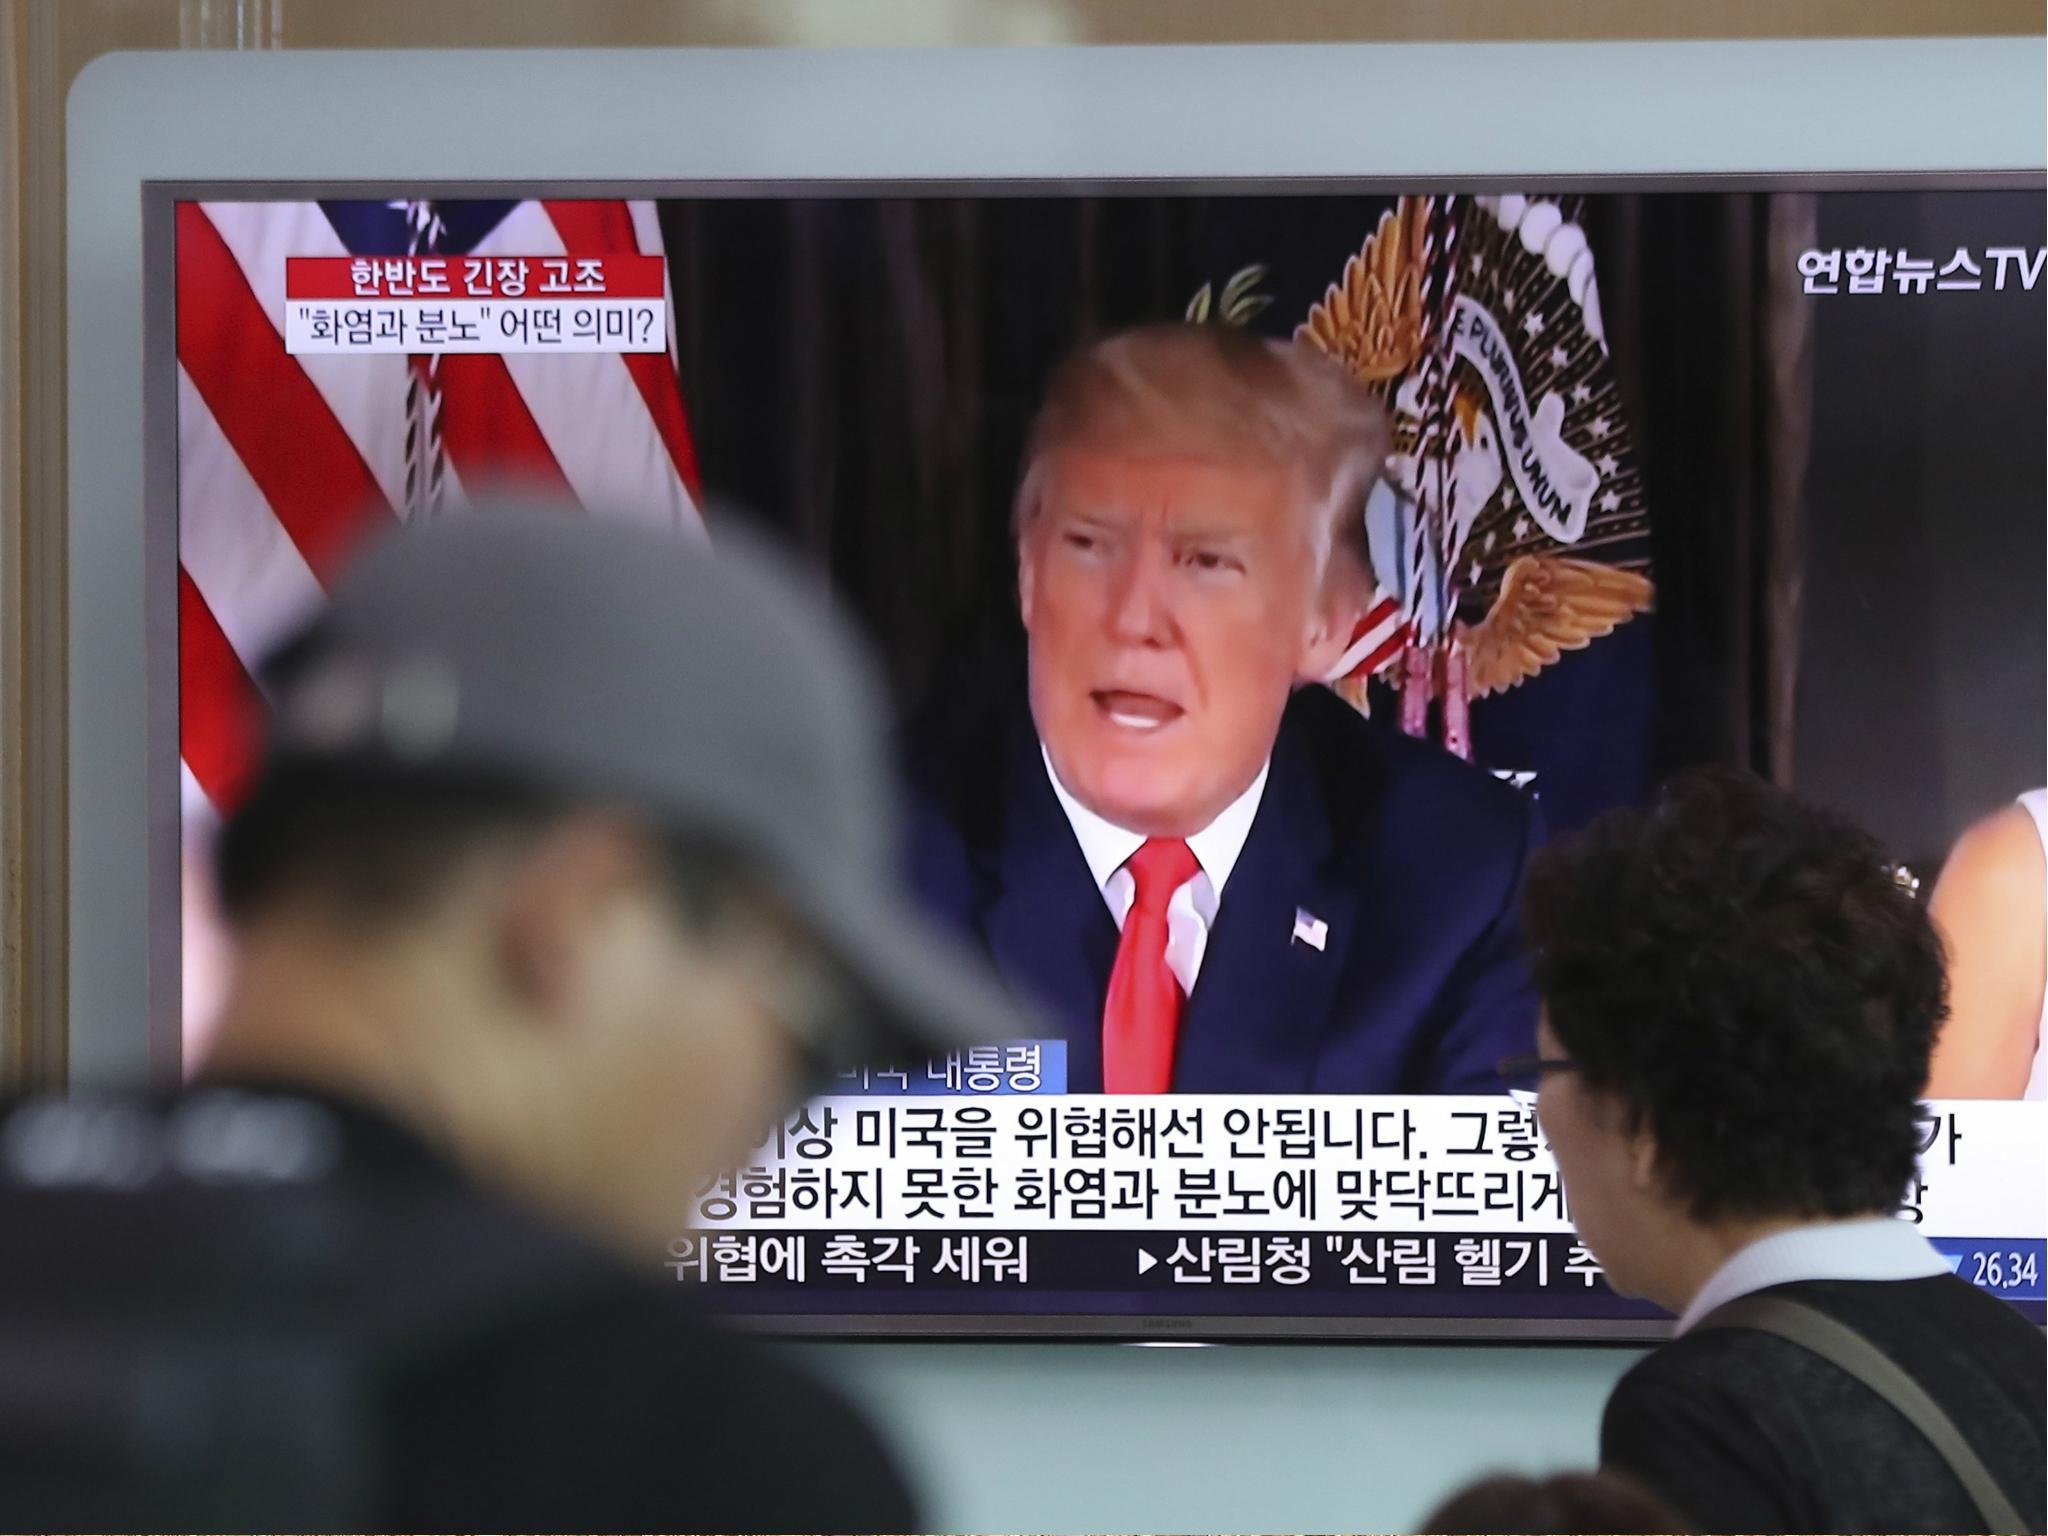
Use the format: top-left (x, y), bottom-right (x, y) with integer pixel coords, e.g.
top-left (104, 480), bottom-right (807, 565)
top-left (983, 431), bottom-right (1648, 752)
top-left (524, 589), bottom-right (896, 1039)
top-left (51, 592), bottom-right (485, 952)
top-left (283, 254), bottom-right (668, 355)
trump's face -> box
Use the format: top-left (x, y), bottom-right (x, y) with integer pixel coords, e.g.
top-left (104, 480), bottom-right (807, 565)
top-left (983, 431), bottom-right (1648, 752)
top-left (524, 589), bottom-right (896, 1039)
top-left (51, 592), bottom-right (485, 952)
top-left (1019, 447), bottom-right (1348, 837)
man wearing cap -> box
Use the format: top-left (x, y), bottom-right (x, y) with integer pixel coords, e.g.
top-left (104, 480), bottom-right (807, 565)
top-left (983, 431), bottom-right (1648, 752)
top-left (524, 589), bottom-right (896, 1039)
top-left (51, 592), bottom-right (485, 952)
top-left (0, 509), bottom-right (1018, 1529)
top-left (908, 324), bottom-right (1540, 1094)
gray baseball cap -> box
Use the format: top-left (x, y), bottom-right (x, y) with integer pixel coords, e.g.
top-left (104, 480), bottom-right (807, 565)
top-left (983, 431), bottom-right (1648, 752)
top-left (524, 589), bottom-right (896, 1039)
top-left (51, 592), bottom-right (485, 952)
top-left (257, 500), bottom-right (1027, 1072)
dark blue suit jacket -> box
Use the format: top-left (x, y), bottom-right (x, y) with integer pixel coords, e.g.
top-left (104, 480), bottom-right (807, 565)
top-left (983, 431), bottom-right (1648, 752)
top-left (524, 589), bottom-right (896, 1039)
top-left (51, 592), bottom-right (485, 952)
top-left (904, 684), bottom-right (1541, 1093)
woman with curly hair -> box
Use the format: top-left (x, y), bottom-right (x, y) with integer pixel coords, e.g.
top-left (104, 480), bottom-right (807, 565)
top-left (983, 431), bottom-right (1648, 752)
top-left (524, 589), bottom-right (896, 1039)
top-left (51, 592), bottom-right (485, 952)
top-left (1518, 770), bottom-right (2044, 1535)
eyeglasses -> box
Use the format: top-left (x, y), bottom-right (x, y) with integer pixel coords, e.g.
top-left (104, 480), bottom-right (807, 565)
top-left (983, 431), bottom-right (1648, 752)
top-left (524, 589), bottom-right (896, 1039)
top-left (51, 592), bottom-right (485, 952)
top-left (1495, 1053), bottom-right (1578, 1106)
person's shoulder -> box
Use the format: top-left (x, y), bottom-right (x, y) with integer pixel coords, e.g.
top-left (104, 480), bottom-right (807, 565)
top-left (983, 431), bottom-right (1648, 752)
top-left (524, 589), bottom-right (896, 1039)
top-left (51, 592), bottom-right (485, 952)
top-left (1614, 1274), bottom-right (2046, 1400)
top-left (1933, 800), bottom-right (2046, 910)
top-left (1609, 1313), bottom-right (1868, 1426)
top-left (1930, 1271), bottom-right (2048, 1347)
top-left (1614, 1325), bottom-right (1753, 1392)
top-left (1600, 1328), bottom-right (1804, 1464)
top-left (1957, 799), bottom-right (2045, 864)
top-left (555, 1290), bottom-right (921, 1517)
top-left (1283, 685), bottom-right (1536, 850)
top-left (1600, 1335), bottom-right (1806, 1534)
top-left (394, 1273), bottom-right (918, 1530)
top-left (1617, 1324), bottom-right (1769, 1383)
top-left (1781, 1274), bottom-right (2048, 1371)
top-left (487, 1281), bottom-right (870, 1424)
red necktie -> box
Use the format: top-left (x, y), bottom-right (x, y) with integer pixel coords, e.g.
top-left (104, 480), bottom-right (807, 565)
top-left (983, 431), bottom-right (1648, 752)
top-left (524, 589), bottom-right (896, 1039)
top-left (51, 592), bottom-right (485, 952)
top-left (1102, 838), bottom-right (1201, 1094)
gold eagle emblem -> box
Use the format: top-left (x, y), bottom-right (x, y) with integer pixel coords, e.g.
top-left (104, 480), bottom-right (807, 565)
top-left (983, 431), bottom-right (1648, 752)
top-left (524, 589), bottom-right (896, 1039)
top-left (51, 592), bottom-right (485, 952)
top-left (1297, 197), bottom-right (1430, 386)
top-left (1461, 555), bottom-right (1655, 698)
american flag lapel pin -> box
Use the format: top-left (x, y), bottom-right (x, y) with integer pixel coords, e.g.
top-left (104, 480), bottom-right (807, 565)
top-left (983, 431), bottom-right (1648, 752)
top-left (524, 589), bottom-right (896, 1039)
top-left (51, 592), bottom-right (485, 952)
top-left (1292, 908), bottom-right (1329, 952)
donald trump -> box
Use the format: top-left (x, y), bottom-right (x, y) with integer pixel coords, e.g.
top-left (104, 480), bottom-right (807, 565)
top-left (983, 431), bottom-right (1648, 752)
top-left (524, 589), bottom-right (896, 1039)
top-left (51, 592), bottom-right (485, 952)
top-left (907, 323), bottom-right (1538, 1093)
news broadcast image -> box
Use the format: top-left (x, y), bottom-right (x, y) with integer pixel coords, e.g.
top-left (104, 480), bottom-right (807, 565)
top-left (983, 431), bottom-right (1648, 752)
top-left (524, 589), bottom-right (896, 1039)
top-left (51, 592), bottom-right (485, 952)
top-left (167, 186), bottom-right (2046, 1335)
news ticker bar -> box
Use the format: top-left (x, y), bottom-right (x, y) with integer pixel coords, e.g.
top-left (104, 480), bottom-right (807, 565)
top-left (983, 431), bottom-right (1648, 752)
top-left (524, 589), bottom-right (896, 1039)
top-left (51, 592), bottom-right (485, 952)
top-left (691, 1096), bottom-right (2047, 1239)
top-left (668, 1229), bottom-right (2048, 1305)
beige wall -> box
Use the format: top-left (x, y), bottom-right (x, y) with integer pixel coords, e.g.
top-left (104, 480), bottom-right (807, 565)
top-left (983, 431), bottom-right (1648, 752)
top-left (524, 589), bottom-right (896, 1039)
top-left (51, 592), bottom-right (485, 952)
top-left (2, 0), bottom-right (2040, 1086)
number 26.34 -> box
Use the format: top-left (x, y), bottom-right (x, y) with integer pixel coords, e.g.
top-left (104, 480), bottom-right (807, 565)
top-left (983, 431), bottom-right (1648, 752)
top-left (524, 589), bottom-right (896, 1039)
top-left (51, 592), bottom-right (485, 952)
top-left (1972, 1250), bottom-right (2041, 1289)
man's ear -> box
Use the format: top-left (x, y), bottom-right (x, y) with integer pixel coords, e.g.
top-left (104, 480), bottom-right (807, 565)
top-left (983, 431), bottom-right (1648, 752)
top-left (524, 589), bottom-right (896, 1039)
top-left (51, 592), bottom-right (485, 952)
top-left (1627, 1117), bottom-right (1663, 1195)
top-left (1016, 524), bottom-right (1038, 631)
top-left (494, 816), bottom-right (652, 1022)
top-left (1298, 519), bottom-right (1374, 683)
top-left (1298, 575), bottom-right (1364, 684)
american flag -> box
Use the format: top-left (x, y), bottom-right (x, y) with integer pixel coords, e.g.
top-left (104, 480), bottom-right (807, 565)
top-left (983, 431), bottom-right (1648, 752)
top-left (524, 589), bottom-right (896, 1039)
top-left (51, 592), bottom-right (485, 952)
top-left (1325, 593), bottom-right (1410, 688)
top-left (175, 197), bottom-right (702, 818)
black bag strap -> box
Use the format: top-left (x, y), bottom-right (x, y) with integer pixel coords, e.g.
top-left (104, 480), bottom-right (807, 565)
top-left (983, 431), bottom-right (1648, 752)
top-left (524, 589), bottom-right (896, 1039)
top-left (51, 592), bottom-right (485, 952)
top-left (1694, 1293), bottom-right (2031, 1535)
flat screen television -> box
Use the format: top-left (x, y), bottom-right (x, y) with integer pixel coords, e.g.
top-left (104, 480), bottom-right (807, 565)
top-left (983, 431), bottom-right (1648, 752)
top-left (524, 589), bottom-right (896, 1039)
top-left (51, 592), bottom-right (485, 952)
top-left (69, 41), bottom-right (2048, 1339)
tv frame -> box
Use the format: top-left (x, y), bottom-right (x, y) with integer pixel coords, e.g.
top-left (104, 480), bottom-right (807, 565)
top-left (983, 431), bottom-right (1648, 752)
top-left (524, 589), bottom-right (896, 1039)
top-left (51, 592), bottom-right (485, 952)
top-left (71, 40), bottom-right (2046, 1341)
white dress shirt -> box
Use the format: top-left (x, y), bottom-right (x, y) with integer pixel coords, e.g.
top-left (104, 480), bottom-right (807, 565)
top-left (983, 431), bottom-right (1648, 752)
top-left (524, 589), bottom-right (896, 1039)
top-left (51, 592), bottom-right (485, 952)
top-left (1674, 1216), bottom-right (1953, 1335)
top-left (1043, 748), bottom-right (1269, 996)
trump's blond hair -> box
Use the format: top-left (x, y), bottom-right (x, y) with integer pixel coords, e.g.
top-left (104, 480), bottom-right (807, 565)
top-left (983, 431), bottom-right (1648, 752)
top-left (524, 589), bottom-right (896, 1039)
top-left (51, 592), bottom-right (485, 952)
top-left (1013, 323), bottom-right (1392, 589)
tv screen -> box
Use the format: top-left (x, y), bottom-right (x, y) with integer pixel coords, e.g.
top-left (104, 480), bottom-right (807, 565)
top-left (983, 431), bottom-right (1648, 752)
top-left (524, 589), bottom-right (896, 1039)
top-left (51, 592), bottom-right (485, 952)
top-left (160, 181), bottom-right (2046, 1338)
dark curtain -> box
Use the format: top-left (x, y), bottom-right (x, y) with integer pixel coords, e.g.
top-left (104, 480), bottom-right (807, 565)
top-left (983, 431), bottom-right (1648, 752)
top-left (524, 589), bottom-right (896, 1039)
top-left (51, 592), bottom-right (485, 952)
top-left (1588, 192), bottom-right (1816, 786)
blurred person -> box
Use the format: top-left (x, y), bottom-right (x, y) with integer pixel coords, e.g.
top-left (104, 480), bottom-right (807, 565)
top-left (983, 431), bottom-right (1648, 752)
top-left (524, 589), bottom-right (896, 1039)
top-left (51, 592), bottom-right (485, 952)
top-left (1925, 789), bottom-right (2047, 1098)
top-left (1518, 770), bottom-right (2046, 1535)
top-left (180, 834), bottom-right (235, 1061)
top-left (909, 323), bottom-right (1539, 1093)
top-left (1421, 1469), bottom-right (1687, 1533)
top-left (0, 507), bottom-right (1026, 1531)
